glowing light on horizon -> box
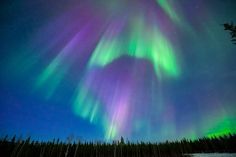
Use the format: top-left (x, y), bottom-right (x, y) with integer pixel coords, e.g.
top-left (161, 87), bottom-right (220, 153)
top-left (204, 110), bottom-right (236, 138)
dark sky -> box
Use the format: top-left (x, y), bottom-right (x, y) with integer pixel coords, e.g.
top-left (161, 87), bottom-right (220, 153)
top-left (1, 0), bottom-right (236, 142)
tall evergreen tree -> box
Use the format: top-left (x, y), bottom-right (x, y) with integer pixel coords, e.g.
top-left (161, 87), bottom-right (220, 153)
top-left (223, 22), bottom-right (236, 44)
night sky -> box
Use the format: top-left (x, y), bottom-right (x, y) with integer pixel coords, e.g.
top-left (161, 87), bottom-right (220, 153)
top-left (1, 0), bottom-right (236, 142)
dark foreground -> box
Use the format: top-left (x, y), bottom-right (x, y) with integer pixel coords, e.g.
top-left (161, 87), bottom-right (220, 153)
top-left (0, 134), bottom-right (235, 157)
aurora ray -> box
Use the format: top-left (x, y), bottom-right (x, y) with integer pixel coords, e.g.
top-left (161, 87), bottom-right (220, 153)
top-left (1, 0), bottom-right (236, 142)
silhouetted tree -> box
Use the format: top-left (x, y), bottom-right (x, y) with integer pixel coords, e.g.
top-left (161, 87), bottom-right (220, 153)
top-left (223, 22), bottom-right (236, 44)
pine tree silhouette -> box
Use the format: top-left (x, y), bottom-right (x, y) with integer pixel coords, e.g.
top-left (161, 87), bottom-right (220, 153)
top-left (223, 22), bottom-right (236, 44)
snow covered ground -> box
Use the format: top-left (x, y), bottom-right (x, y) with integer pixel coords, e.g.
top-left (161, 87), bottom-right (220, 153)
top-left (187, 153), bottom-right (236, 157)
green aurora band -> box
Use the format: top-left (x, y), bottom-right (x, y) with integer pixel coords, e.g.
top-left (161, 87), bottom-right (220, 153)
top-left (2, 0), bottom-right (235, 141)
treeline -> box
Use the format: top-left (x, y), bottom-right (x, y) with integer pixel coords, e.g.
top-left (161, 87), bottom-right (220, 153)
top-left (0, 134), bottom-right (235, 157)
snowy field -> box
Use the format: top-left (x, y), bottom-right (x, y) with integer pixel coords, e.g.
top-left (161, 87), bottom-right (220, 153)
top-left (187, 153), bottom-right (236, 157)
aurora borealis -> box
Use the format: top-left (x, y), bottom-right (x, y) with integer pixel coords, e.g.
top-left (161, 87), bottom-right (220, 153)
top-left (1, 0), bottom-right (236, 142)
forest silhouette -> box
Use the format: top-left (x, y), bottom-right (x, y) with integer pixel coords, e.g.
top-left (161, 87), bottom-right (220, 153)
top-left (0, 134), bottom-right (236, 157)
